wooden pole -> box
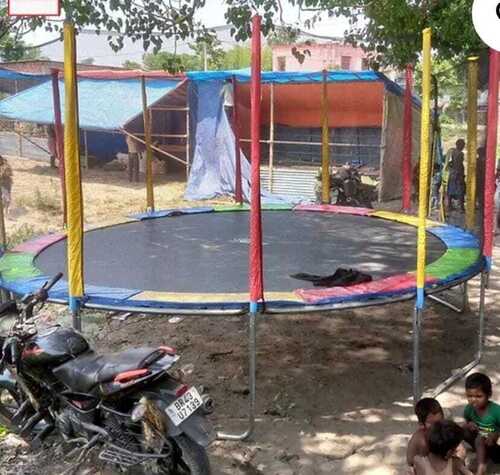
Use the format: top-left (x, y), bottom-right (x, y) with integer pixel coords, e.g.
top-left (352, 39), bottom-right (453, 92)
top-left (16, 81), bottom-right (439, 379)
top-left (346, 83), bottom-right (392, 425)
top-left (83, 130), bottom-right (89, 169)
top-left (268, 83), bottom-right (275, 193)
top-left (321, 70), bottom-right (330, 204)
top-left (51, 68), bottom-right (67, 227)
top-left (141, 75), bottom-right (155, 212)
top-left (465, 57), bottom-right (479, 230)
top-left (402, 65), bottom-right (413, 211)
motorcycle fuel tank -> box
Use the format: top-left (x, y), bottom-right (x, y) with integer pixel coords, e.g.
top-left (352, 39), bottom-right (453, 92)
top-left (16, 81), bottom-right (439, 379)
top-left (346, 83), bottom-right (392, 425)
top-left (22, 326), bottom-right (90, 366)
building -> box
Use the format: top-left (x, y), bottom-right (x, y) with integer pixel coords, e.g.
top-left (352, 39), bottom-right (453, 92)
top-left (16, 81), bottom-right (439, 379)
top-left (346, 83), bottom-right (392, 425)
top-left (272, 42), bottom-right (369, 72)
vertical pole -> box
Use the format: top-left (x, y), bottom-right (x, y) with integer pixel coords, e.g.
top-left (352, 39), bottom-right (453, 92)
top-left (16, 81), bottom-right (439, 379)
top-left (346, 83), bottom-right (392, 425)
top-left (402, 64), bottom-right (414, 212)
top-left (482, 49), bottom-right (499, 273)
top-left (83, 130), bottom-right (89, 169)
top-left (478, 271), bottom-right (487, 360)
top-left (141, 75), bottom-right (155, 212)
top-left (63, 21), bottom-right (84, 331)
top-left (203, 43), bottom-right (208, 71)
top-left (51, 69), bottom-right (67, 227)
top-left (414, 28), bottom-right (432, 398)
top-left (466, 57), bottom-right (479, 231)
top-left (186, 89), bottom-right (190, 181)
top-left (268, 83), bottom-right (275, 193)
top-left (321, 70), bottom-right (330, 204)
top-left (0, 192), bottom-right (7, 303)
top-left (232, 76), bottom-right (243, 204)
top-left (17, 127), bottom-right (22, 158)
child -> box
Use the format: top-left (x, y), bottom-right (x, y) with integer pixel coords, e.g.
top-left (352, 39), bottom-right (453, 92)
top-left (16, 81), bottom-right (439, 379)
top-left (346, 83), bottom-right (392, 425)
top-left (463, 373), bottom-right (500, 475)
top-left (414, 420), bottom-right (472, 475)
top-left (0, 155), bottom-right (12, 216)
top-left (408, 398), bottom-right (445, 467)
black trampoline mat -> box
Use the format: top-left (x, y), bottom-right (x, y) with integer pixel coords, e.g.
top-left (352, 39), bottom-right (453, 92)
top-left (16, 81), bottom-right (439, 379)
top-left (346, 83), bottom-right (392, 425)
top-left (35, 211), bottom-right (447, 294)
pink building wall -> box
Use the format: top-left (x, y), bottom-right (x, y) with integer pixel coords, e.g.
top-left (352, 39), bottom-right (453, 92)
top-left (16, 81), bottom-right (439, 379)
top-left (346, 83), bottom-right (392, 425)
top-left (272, 43), bottom-right (369, 72)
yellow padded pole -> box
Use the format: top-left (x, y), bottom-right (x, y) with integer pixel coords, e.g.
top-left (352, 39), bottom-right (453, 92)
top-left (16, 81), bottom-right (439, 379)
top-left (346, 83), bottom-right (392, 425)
top-left (416, 28), bottom-right (432, 308)
top-left (321, 70), bottom-right (330, 203)
top-left (465, 57), bottom-right (479, 230)
top-left (141, 75), bottom-right (155, 211)
top-left (63, 22), bottom-right (84, 302)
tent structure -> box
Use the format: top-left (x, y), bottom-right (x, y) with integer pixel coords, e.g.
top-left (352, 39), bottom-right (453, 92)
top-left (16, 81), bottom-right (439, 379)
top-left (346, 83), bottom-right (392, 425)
top-left (0, 70), bottom-right (184, 167)
top-left (182, 70), bottom-right (421, 201)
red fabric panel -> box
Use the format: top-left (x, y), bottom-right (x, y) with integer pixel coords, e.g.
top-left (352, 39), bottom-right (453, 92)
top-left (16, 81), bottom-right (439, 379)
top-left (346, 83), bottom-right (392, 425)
top-left (236, 81), bottom-right (384, 131)
top-left (51, 69), bottom-right (67, 227)
top-left (294, 204), bottom-right (373, 216)
top-left (249, 16), bottom-right (264, 303)
top-left (483, 49), bottom-right (500, 262)
top-left (12, 233), bottom-right (66, 254)
top-left (295, 273), bottom-right (439, 304)
top-left (402, 65), bottom-right (413, 211)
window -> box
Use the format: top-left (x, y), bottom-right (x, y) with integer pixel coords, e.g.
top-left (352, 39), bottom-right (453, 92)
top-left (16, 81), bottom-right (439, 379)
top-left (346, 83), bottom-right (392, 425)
top-left (361, 58), bottom-right (370, 70)
top-left (341, 56), bottom-right (351, 70)
top-left (277, 56), bottom-right (286, 71)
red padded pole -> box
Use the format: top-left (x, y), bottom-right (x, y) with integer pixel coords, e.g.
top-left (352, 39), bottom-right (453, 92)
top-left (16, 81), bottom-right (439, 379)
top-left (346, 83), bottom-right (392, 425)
top-left (51, 68), bottom-right (67, 227)
top-left (249, 15), bottom-right (264, 306)
top-left (402, 64), bottom-right (413, 211)
top-left (232, 75), bottom-right (243, 204)
top-left (483, 49), bottom-right (500, 271)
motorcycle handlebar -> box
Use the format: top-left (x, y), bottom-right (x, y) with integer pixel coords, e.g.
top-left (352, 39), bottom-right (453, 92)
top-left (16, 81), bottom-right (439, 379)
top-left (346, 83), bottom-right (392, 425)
top-left (42, 272), bottom-right (63, 293)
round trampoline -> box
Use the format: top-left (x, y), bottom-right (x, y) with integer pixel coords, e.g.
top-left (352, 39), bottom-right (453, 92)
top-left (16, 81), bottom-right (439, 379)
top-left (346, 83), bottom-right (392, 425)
top-left (0, 204), bottom-right (483, 314)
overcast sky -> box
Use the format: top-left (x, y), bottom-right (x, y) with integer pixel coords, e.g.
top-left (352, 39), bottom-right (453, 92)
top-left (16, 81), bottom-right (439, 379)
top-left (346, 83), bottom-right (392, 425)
top-left (26, 0), bottom-right (351, 46)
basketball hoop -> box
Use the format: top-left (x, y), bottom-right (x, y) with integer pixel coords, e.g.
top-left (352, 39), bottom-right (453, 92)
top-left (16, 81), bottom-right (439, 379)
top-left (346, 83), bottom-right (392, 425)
top-left (8, 0), bottom-right (61, 16)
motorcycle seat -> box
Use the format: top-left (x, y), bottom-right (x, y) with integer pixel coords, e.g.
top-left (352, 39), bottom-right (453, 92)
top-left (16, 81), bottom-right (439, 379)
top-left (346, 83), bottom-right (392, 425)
top-left (53, 347), bottom-right (168, 393)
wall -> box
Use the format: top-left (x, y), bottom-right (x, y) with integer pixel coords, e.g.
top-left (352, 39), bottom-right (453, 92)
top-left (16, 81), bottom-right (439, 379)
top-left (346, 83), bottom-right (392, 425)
top-left (272, 43), bottom-right (368, 72)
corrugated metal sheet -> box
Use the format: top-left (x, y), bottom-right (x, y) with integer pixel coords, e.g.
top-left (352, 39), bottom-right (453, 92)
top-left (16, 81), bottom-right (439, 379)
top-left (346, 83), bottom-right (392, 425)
top-left (261, 166), bottom-right (317, 201)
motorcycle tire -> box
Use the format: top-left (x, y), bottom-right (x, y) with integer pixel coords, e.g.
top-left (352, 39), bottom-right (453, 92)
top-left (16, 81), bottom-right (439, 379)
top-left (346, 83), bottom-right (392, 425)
top-left (170, 434), bottom-right (211, 475)
top-left (0, 380), bottom-right (21, 429)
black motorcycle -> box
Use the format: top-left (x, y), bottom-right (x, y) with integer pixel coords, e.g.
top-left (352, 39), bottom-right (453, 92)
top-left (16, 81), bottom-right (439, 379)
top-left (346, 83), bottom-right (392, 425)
top-left (0, 273), bottom-right (214, 474)
top-left (330, 165), bottom-right (377, 208)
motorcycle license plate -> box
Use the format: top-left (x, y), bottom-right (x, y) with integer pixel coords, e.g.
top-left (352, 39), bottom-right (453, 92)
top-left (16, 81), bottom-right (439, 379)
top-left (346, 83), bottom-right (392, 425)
top-left (166, 387), bottom-right (203, 426)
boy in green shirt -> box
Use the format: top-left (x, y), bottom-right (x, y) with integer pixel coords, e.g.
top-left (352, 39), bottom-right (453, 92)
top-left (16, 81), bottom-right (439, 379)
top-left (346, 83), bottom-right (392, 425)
top-left (463, 373), bottom-right (500, 475)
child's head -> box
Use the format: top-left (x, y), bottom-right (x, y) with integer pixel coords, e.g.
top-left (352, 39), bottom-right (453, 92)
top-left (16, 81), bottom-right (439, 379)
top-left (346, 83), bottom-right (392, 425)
top-left (465, 372), bottom-right (492, 410)
top-left (415, 398), bottom-right (444, 429)
top-left (456, 139), bottom-right (465, 151)
top-left (427, 420), bottom-right (464, 460)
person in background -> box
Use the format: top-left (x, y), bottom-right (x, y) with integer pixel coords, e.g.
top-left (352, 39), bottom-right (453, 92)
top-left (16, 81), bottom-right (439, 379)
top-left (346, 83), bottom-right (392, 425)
top-left (446, 139), bottom-right (466, 212)
top-left (47, 125), bottom-right (57, 168)
top-left (0, 155), bottom-right (13, 216)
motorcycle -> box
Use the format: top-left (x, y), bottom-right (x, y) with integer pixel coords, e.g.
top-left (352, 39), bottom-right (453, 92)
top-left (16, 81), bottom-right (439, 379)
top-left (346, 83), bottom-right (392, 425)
top-left (329, 165), bottom-right (377, 208)
top-left (0, 273), bottom-right (214, 474)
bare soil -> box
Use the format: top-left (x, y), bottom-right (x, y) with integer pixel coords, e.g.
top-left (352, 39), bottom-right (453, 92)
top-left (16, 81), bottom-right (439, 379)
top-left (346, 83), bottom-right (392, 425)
top-left (1, 157), bottom-right (500, 475)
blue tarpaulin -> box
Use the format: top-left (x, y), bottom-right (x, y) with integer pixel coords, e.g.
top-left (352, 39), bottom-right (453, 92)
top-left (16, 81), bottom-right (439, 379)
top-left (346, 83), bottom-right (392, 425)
top-left (0, 77), bottom-right (180, 131)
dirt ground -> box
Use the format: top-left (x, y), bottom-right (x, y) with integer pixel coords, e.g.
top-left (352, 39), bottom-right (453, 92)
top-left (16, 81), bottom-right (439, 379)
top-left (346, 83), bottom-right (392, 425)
top-left (1, 157), bottom-right (500, 474)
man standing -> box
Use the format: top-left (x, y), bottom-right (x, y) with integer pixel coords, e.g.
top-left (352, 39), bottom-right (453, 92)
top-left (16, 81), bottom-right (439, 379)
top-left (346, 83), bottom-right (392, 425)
top-left (446, 139), bottom-right (466, 212)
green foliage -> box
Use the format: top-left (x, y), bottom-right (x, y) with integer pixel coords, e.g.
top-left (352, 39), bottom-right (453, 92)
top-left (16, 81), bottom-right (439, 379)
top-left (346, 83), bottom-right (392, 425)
top-left (122, 60), bottom-right (142, 69)
top-left (0, 35), bottom-right (41, 61)
top-left (143, 51), bottom-right (202, 73)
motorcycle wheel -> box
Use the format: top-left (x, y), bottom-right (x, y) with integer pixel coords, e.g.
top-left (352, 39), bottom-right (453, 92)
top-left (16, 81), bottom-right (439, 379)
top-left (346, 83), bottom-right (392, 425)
top-left (158, 435), bottom-right (210, 475)
top-left (0, 382), bottom-right (21, 429)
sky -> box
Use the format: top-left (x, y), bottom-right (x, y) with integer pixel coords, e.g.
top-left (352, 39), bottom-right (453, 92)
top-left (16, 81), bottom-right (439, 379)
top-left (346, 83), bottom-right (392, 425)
top-left (26, 0), bottom-right (351, 46)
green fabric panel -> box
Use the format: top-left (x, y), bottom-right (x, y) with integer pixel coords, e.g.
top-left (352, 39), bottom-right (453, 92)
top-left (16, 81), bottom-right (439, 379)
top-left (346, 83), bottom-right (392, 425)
top-left (213, 203), bottom-right (294, 212)
top-left (426, 248), bottom-right (480, 279)
top-left (0, 252), bottom-right (42, 281)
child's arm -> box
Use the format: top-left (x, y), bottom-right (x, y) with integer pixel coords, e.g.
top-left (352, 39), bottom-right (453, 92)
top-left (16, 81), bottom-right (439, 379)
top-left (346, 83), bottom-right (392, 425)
top-left (452, 457), bottom-right (473, 475)
top-left (406, 432), bottom-right (426, 466)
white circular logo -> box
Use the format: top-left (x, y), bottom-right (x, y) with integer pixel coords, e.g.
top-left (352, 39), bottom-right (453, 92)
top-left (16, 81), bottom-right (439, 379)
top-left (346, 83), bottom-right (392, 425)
top-left (472, 0), bottom-right (500, 51)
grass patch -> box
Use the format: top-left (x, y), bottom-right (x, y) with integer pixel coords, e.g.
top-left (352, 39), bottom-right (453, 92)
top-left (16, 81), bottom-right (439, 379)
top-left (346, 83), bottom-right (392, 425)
top-left (6, 223), bottom-right (37, 249)
top-left (0, 425), bottom-right (8, 438)
top-left (16, 182), bottom-right (61, 215)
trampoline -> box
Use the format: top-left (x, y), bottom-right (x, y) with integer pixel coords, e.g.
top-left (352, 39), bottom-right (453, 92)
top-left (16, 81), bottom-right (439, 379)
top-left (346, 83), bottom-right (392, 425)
top-left (0, 204), bottom-right (482, 314)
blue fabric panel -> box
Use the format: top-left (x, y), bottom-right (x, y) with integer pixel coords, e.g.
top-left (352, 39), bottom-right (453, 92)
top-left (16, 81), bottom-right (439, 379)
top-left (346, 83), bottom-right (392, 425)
top-left (83, 130), bottom-right (127, 162)
top-left (0, 67), bottom-right (50, 81)
top-left (129, 207), bottom-right (215, 221)
top-left (0, 78), bottom-right (179, 130)
top-left (427, 225), bottom-right (480, 249)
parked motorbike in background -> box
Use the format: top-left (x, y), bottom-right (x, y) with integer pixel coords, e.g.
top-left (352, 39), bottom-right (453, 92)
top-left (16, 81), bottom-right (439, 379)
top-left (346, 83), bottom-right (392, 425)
top-left (329, 164), bottom-right (378, 208)
top-left (0, 273), bottom-right (214, 474)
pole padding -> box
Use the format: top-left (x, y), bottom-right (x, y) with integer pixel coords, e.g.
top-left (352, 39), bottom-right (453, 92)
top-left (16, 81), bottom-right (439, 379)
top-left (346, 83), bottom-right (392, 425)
top-left (321, 69), bottom-right (330, 204)
top-left (466, 57), bottom-right (479, 231)
top-left (416, 28), bottom-right (432, 309)
top-left (249, 15), bottom-right (264, 304)
top-left (402, 64), bottom-right (414, 211)
top-left (483, 49), bottom-right (500, 270)
top-left (141, 76), bottom-right (155, 212)
top-left (63, 22), bottom-right (84, 300)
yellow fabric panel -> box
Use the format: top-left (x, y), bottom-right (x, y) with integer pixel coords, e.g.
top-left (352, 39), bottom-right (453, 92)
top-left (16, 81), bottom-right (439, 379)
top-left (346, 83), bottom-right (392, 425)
top-left (321, 72), bottom-right (330, 203)
top-left (465, 57), bottom-right (479, 230)
top-left (416, 28), bottom-right (432, 290)
top-left (131, 291), bottom-right (300, 303)
top-left (63, 22), bottom-right (84, 298)
top-left (372, 211), bottom-right (442, 228)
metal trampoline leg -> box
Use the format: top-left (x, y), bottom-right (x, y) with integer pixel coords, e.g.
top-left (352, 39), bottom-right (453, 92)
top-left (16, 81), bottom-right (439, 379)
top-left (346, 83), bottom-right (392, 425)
top-left (217, 311), bottom-right (257, 441)
top-left (428, 282), bottom-right (469, 314)
top-left (478, 271), bottom-right (487, 360)
top-left (413, 306), bottom-right (422, 403)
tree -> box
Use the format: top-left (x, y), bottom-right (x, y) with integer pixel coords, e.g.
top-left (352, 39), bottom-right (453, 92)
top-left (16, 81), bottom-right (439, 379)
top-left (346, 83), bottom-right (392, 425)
top-left (80, 57), bottom-right (95, 65)
top-left (221, 44), bottom-right (273, 71)
top-left (0, 35), bottom-right (41, 61)
top-left (122, 60), bottom-right (142, 69)
top-left (143, 51), bottom-right (202, 73)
